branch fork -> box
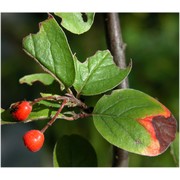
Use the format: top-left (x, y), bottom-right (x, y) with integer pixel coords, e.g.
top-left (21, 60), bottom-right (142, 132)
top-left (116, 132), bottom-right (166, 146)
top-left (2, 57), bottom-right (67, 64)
top-left (31, 93), bottom-right (90, 134)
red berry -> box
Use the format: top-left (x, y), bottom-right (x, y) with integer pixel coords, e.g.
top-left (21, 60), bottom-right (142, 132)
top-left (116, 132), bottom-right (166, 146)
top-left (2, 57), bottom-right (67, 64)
top-left (10, 101), bottom-right (32, 121)
top-left (23, 130), bottom-right (44, 152)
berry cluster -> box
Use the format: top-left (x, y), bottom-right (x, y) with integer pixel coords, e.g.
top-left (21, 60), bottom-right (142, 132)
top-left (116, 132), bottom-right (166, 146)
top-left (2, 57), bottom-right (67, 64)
top-left (10, 101), bottom-right (44, 152)
top-left (10, 95), bottom-right (89, 152)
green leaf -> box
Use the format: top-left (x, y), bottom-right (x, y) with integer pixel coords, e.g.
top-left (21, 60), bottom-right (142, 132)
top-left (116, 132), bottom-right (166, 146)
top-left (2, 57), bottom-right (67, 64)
top-left (73, 50), bottom-right (131, 96)
top-left (53, 134), bottom-right (97, 167)
top-left (93, 89), bottom-right (177, 156)
top-left (55, 13), bottom-right (95, 34)
top-left (23, 15), bottom-right (75, 88)
top-left (19, 73), bottom-right (55, 86)
top-left (170, 132), bottom-right (179, 166)
top-left (1, 102), bottom-right (62, 125)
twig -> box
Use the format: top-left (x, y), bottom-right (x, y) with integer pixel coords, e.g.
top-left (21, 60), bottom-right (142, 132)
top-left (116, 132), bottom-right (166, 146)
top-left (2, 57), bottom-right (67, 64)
top-left (31, 94), bottom-right (87, 109)
top-left (30, 95), bottom-right (57, 106)
top-left (104, 13), bottom-right (129, 167)
top-left (41, 100), bottom-right (67, 133)
top-left (65, 93), bottom-right (88, 109)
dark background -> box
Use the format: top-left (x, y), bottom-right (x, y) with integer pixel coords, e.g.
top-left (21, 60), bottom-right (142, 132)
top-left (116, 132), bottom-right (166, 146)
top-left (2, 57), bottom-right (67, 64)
top-left (1, 13), bottom-right (179, 167)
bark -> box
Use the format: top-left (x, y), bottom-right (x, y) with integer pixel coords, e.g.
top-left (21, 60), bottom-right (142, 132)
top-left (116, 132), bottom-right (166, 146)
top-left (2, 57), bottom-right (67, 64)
top-left (104, 13), bottom-right (129, 167)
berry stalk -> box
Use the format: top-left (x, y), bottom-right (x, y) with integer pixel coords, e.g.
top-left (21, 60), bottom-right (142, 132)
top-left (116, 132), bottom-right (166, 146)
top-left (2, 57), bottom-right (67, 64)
top-left (41, 100), bottom-right (67, 133)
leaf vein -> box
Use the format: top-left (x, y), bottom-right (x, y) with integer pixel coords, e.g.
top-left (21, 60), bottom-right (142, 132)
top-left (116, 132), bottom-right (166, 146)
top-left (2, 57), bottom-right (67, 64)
top-left (94, 104), bottom-right (153, 118)
top-left (43, 27), bottom-right (56, 73)
top-left (111, 116), bottom-right (138, 143)
top-left (31, 35), bottom-right (36, 57)
top-left (78, 52), bottom-right (109, 94)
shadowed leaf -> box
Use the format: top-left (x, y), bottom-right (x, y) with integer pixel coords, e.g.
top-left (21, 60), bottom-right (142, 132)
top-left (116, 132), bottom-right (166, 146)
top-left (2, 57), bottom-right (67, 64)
top-left (53, 134), bottom-right (97, 167)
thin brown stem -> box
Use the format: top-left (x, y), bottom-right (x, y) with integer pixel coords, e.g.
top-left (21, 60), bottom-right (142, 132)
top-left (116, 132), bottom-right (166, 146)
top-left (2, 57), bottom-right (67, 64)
top-left (65, 93), bottom-right (88, 109)
top-left (31, 94), bottom-right (88, 110)
top-left (30, 96), bottom-right (55, 106)
top-left (41, 100), bottom-right (67, 133)
top-left (105, 13), bottom-right (129, 167)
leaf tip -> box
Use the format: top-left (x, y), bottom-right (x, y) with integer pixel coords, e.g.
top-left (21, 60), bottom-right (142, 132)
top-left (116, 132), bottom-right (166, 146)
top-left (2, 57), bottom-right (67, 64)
top-left (138, 113), bottom-right (177, 156)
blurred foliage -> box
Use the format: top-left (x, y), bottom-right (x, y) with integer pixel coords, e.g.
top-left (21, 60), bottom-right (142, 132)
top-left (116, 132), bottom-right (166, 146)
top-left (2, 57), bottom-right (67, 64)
top-left (1, 13), bottom-right (179, 167)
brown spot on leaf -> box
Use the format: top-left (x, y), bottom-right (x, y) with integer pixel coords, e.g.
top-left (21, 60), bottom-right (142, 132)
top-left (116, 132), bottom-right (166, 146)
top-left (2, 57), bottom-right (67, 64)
top-left (152, 115), bottom-right (177, 153)
top-left (138, 113), bottom-right (177, 156)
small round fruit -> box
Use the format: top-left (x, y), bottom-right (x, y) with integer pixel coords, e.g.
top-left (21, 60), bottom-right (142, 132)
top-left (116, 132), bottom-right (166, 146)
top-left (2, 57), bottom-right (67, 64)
top-left (10, 101), bottom-right (32, 121)
top-left (23, 130), bottom-right (44, 152)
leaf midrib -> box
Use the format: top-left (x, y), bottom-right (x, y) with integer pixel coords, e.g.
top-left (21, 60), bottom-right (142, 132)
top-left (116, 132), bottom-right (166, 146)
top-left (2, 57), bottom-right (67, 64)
top-left (78, 52), bottom-right (109, 94)
top-left (93, 104), bottom-right (155, 118)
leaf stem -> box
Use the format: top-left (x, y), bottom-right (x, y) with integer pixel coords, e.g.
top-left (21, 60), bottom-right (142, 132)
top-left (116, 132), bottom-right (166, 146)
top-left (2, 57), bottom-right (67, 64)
top-left (104, 13), bottom-right (129, 167)
top-left (66, 87), bottom-right (73, 95)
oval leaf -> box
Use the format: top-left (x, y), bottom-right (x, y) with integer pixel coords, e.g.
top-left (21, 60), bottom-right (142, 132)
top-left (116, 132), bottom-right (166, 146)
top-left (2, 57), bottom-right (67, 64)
top-left (53, 134), bottom-right (97, 167)
top-left (23, 15), bottom-right (75, 88)
top-left (19, 73), bottom-right (55, 86)
top-left (73, 50), bottom-right (131, 96)
top-left (55, 13), bottom-right (95, 34)
top-left (93, 89), bottom-right (177, 156)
